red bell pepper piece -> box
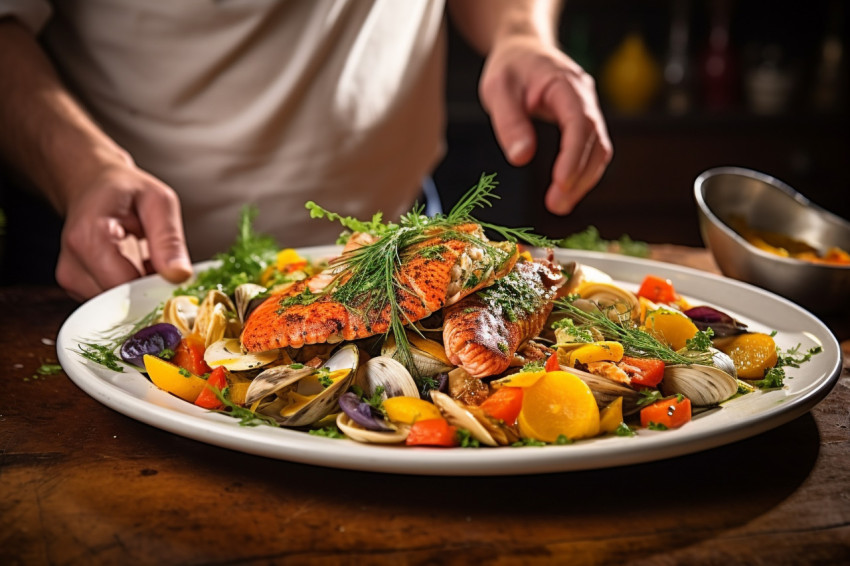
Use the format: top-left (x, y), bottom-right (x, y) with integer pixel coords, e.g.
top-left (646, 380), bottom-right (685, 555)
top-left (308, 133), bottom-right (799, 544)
top-left (544, 352), bottom-right (560, 373)
top-left (405, 418), bottom-right (459, 447)
top-left (640, 396), bottom-right (692, 429)
top-left (480, 386), bottom-right (524, 425)
top-left (195, 366), bottom-right (227, 410)
top-left (637, 275), bottom-right (678, 304)
top-left (620, 356), bottom-right (666, 389)
top-left (173, 334), bottom-right (212, 377)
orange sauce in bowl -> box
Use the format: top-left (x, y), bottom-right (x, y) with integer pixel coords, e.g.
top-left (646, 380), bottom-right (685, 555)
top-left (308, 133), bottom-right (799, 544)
top-left (729, 216), bottom-right (850, 266)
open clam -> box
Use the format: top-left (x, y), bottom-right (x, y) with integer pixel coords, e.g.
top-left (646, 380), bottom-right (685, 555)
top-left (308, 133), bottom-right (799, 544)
top-left (161, 295), bottom-right (199, 336)
top-left (204, 337), bottom-right (279, 372)
top-left (194, 290), bottom-right (240, 347)
top-left (336, 413), bottom-right (410, 444)
top-left (234, 283), bottom-right (267, 323)
top-left (660, 362), bottom-right (738, 406)
top-left (248, 344), bottom-right (359, 427)
top-left (577, 282), bottom-right (640, 323)
top-left (355, 356), bottom-right (420, 399)
top-left (380, 332), bottom-right (454, 378)
top-left (430, 390), bottom-right (498, 447)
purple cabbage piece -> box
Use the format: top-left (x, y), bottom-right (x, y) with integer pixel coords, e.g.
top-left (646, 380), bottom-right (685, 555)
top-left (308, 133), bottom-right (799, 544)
top-left (684, 306), bottom-right (748, 337)
top-left (338, 392), bottom-right (392, 432)
top-left (120, 323), bottom-right (182, 367)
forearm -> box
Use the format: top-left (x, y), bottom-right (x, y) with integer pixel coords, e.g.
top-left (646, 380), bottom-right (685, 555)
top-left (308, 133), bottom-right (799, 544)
top-left (446, 0), bottom-right (563, 54)
top-left (0, 17), bottom-right (131, 214)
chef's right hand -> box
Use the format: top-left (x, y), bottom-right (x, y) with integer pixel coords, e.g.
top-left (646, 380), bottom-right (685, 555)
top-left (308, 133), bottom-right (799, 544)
top-left (55, 163), bottom-right (193, 301)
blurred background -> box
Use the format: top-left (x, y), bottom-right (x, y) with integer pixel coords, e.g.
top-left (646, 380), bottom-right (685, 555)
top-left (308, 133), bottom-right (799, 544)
top-left (435, 0), bottom-right (848, 246)
top-left (1, 0), bottom-right (847, 285)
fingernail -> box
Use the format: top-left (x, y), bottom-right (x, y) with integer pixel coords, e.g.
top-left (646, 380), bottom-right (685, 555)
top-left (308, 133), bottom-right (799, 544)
top-left (167, 256), bottom-right (193, 277)
top-left (507, 138), bottom-right (532, 162)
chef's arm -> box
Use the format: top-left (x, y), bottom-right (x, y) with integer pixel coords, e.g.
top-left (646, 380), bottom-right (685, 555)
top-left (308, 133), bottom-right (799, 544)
top-left (0, 17), bottom-right (192, 299)
top-left (447, 0), bottom-right (561, 55)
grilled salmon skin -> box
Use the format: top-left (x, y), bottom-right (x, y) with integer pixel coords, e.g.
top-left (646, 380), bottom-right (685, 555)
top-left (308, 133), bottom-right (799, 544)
top-left (442, 257), bottom-right (565, 378)
top-left (241, 224), bottom-right (518, 351)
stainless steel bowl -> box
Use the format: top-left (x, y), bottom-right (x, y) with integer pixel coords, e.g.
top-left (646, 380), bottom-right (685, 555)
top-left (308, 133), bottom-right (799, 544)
top-left (694, 167), bottom-right (850, 314)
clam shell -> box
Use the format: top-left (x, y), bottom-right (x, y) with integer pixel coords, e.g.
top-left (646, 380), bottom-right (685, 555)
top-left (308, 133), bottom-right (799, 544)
top-left (336, 413), bottom-right (409, 444)
top-left (356, 356), bottom-right (420, 399)
top-left (195, 290), bottom-right (239, 346)
top-left (245, 364), bottom-right (316, 405)
top-left (660, 363), bottom-right (738, 406)
top-left (381, 333), bottom-right (454, 377)
top-left (430, 390), bottom-right (498, 447)
top-left (204, 338), bottom-right (279, 372)
top-left (234, 283), bottom-right (267, 323)
top-left (269, 344), bottom-right (360, 427)
top-left (563, 366), bottom-right (642, 416)
top-left (578, 282), bottom-right (640, 323)
top-left (560, 262), bottom-right (614, 295)
top-left (160, 295), bottom-right (198, 336)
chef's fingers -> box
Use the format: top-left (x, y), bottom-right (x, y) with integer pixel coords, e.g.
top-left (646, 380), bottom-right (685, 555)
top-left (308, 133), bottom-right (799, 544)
top-left (539, 76), bottom-right (612, 214)
top-left (56, 217), bottom-right (144, 300)
top-left (136, 182), bottom-right (193, 284)
top-left (480, 73), bottom-right (538, 166)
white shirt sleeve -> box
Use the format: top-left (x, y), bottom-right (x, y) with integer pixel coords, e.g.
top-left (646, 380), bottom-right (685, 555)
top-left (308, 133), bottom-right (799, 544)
top-left (0, 0), bottom-right (52, 35)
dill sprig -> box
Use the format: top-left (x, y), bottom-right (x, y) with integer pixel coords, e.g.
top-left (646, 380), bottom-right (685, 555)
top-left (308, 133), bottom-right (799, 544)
top-left (553, 299), bottom-right (713, 365)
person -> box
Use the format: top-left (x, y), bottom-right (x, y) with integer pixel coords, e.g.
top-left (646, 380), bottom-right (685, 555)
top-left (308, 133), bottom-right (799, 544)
top-left (0, 0), bottom-right (612, 301)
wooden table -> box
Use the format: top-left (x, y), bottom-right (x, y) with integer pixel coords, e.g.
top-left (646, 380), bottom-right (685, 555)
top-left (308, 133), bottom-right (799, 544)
top-left (3, 246), bottom-right (848, 565)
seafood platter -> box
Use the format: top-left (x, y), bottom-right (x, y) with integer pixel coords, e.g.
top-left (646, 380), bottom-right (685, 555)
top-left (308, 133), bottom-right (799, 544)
top-left (57, 175), bottom-right (843, 475)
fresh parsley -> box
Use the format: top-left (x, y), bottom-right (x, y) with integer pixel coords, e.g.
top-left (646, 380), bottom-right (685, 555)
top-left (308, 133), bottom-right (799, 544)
top-left (176, 205), bottom-right (279, 299)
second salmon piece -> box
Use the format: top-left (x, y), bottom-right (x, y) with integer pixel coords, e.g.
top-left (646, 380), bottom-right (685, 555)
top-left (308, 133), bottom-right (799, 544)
top-left (443, 257), bottom-right (566, 378)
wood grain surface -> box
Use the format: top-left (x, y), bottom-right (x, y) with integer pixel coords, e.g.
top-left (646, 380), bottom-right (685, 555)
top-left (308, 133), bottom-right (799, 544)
top-left (2, 246), bottom-right (848, 565)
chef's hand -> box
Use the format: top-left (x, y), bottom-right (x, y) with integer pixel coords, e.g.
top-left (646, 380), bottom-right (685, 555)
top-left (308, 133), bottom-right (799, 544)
top-left (56, 163), bottom-right (193, 301)
top-left (479, 34), bottom-right (613, 215)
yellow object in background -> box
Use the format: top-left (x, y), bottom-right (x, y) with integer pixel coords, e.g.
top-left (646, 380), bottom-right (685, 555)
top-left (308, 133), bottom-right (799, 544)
top-left (601, 32), bottom-right (662, 114)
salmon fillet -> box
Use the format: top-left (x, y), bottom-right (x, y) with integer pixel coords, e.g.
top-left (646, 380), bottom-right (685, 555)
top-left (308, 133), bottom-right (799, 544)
top-left (241, 224), bottom-right (518, 351)
top-left (442, 257), bottom-right (565, 378)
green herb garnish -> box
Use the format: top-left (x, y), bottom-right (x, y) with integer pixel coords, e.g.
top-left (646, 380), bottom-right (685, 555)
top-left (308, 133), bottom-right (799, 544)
top-left (35, 363), bottom-right (63, 376)
top-left (77, 343), bottom-right (124, 372)
top-left (558, 226), bottom-right (649, 258)
top-left (648, 422), bottom-right (669, 431)
top-left (511, 437), bottom-right (548, 447)
top-left (309, 426), bottom-right (346, 439)
top-left (615, 423), bottom-right (636, 437)
top-left (177, 205), bottom-right (279, 299)
top-left (637, 389), bottom-right (663, 407)
top-left (686, 328), bottom-right (715, 352)
top-left (457, 429), bottom-right (481, 448)
top-left (754, 367), bottom-right (786, 390)
top-left (753, 344), bottom-right (822, 390)
top-left (212, 387), bottom-right (279, 427)
top-left (521, 361), bottom-right (544, 372)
